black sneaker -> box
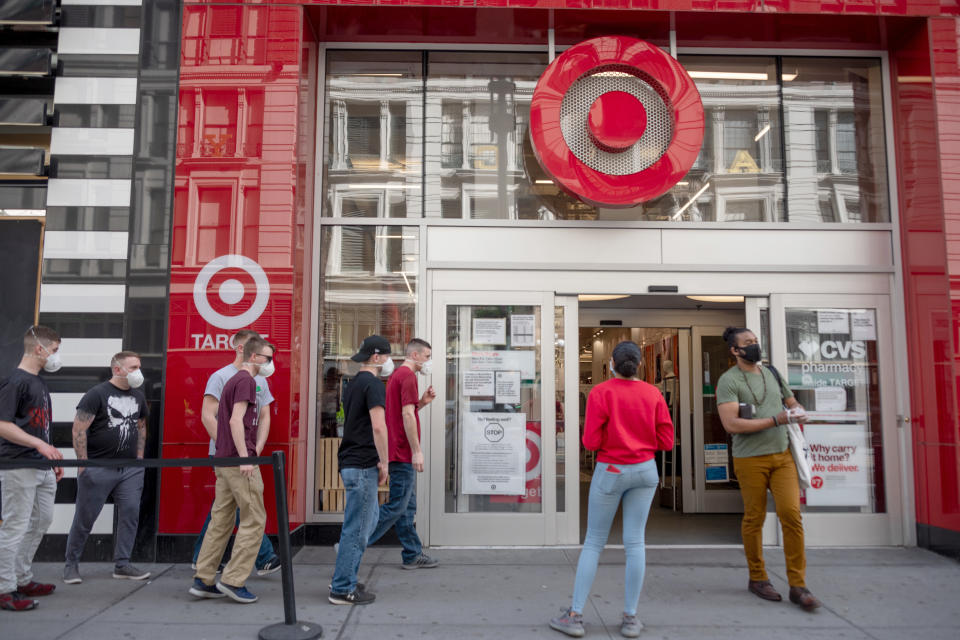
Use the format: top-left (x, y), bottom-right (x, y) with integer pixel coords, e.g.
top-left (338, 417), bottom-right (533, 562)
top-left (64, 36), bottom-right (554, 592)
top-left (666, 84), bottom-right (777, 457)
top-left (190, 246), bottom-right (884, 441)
top-left (256, 556), bottom-right (281, 577)
top-left (328, 588), bottom-right (375, 605)
top-left (328, 582), bottom-right (366, 592)
top-left (402, 553), bottom-right (438, 570)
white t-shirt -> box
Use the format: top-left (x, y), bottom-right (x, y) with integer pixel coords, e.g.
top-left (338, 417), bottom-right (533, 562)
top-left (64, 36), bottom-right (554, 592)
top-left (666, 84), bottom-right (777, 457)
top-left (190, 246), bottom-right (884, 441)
top-left (205, 364), bottom-right (274, 455)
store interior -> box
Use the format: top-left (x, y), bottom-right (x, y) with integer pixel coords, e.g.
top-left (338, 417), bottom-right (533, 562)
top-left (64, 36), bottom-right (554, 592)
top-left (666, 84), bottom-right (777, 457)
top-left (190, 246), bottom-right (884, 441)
top-left (576, 296), bottom-right (744, 545)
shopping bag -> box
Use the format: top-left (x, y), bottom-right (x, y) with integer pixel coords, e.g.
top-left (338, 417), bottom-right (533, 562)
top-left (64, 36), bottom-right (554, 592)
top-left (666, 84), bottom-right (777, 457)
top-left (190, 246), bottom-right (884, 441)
top-left (787, 422), bottom-right (812, 490)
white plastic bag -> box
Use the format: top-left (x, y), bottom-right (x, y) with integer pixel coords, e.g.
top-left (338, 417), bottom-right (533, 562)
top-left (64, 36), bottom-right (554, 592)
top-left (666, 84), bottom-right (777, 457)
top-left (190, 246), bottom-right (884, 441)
top-left (787, 422), bottom-right (812, 490)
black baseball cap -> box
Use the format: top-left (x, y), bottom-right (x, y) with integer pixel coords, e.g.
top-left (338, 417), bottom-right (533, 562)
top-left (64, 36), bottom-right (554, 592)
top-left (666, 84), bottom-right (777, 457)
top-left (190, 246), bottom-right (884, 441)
top-left (350, 335), bottom-right (392, 362)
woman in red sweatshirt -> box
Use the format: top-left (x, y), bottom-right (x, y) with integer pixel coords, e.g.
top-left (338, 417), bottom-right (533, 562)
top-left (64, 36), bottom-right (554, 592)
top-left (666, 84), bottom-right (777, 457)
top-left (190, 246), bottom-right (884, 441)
top-left (550, 341), bottom-right (674, 639)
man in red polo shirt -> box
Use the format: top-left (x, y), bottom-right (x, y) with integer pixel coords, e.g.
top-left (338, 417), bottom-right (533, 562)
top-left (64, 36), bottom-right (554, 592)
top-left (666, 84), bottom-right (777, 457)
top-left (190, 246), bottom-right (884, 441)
top-left (366, 338), bottom-right (437, 569)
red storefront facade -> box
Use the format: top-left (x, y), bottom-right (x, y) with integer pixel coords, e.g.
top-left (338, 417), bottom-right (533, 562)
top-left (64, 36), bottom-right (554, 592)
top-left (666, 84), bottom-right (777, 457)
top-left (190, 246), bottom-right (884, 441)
top-left (161, 1), bottom-right (960, 556)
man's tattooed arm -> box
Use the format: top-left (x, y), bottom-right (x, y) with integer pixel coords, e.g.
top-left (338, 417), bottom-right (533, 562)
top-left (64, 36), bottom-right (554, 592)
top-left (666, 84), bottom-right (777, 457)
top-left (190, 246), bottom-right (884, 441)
top-left (137, 418), bottom-right (147, 459)
top-left (73, 410), bottom-right (95, 472)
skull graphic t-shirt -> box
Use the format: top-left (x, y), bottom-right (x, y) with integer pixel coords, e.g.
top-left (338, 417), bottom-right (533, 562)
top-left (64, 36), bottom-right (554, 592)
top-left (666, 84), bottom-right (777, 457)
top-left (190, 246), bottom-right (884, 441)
top-left (76, 381), bottom-right (148, 459)
top-left (0, 368), bottom-right (52, 459)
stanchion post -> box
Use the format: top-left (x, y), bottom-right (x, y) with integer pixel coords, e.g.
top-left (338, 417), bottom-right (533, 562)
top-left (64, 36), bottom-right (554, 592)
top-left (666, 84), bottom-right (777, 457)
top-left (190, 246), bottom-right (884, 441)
top-left (258, 451), bottom-right (323, 640)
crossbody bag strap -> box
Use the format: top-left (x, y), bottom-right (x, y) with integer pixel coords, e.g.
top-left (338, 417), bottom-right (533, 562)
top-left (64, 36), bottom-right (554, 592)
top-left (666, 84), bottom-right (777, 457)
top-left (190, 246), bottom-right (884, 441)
top-left (766, 364), bottom-right (788, 402)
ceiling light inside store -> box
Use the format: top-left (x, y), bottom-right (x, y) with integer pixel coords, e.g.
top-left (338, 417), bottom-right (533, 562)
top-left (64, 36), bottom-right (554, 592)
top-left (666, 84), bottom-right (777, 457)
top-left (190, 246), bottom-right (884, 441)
top-left (672, 182), bottom-right (710, 220)
top-left (535, 179), bottom-right (554, 184)
top-left (781, 72), bottom-right (798, 81)
top-left (345, 184), bottom-right (420, 190)
top-left (349, 73), bottom-right (404, 77)
top-left (396, 271), bottom-right (415, 299)
top-left (687, 71), bottom-right (769, 81)
top-left (686, 295), bottom-right (745, 303)
top-left (579, 294), bottom-right (630, 302)
top-left (754, 124), bottom-right (771, 142)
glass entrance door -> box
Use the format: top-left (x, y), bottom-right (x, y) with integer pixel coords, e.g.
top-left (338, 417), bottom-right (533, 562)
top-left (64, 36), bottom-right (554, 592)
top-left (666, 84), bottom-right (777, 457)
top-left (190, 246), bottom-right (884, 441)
top-left (769, 294), bottom-right (903, 545)
top-left (428, 291), bottom-right (578, 545)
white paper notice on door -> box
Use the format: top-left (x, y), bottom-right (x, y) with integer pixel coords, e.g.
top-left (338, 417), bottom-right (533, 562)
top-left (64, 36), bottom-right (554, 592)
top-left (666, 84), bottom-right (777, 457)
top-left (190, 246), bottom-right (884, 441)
top-left (510, 314), bottom-right (536, 347)
top-left (473, 318), bottom-right (506, 345)
top-left (815, 386), bottom-right (847, 412)
top-left (462, 412), bottom-right (526, 495)
top-left (851, 310), bottom-right (877, 341)
top-left (495, 371), bottom-right (521, 404)
top-left (462, 371), bottom-right (495, 396)
top-left (817, 310), bottom-right (849, 335)
top-left (471, 351), bottom-right (536, 379)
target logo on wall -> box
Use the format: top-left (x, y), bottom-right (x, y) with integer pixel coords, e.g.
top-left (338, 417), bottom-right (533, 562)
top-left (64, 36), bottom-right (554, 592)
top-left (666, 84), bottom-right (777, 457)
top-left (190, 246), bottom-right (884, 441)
top-left (192, 254), bottom-right (270, 330)
top-left (529, 36), bottom-right (704, 208)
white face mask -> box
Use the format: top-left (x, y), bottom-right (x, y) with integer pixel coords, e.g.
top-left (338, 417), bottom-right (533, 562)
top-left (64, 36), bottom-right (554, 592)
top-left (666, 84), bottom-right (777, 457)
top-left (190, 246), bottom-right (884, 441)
top-left (41, 346), bottom-right (62, 373)
top-left (126, 368), bottom-right (145, 389)
top-left (258, 359), bottom-right (275, 378)
top-left (379, 357), bottom-right (395, 377)
top-left (419, 359), bottom-right (433, 376)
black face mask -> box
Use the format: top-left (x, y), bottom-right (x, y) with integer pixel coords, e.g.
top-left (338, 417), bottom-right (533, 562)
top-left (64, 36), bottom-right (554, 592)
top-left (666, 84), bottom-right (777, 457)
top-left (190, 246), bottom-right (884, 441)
top-left (737, 344), bottom-right (762, 363)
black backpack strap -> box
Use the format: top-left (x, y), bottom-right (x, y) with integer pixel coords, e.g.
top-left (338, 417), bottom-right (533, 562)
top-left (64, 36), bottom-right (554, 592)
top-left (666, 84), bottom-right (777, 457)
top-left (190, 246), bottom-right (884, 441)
top-left (766, 364), bottom-right (788, 401)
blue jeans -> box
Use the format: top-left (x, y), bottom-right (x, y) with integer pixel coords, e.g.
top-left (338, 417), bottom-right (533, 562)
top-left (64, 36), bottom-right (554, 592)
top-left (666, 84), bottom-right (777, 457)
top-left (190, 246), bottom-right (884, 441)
top-left (572, 459), bottom-right (658, 616)
top-left (368, 462), bottom-right (422, 564)
top-left (192, 502), bottom-right (275, 569)
top-left (331, 466), bottom-right (380, 594)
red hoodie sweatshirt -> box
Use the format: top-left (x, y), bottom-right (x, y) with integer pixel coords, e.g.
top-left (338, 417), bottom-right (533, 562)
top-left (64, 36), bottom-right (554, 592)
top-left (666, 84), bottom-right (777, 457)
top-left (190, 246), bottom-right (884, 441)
top-left (582, 378), bottom-right (675, 464)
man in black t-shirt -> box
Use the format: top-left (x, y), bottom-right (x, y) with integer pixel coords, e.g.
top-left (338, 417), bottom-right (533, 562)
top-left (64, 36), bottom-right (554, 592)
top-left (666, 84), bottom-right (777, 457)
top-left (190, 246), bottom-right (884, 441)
top-left (0, 325), bottom-right (63, 612)
top-left (63, 351), bottom-right (150, 585)
top-left (329, 335), bottom-right (391, 606)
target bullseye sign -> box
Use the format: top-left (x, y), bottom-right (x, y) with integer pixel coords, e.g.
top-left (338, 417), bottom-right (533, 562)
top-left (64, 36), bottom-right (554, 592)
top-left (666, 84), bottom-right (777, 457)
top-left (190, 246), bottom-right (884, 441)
top-left (529, 36), bottom-right (704, 207)
top-left (588, 91), bottom-right (648, 152)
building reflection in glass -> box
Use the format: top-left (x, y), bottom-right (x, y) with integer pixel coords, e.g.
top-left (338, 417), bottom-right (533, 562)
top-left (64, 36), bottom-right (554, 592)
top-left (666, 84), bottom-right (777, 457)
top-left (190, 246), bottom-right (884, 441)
top-left (321, 51), bottom-right (889, 223)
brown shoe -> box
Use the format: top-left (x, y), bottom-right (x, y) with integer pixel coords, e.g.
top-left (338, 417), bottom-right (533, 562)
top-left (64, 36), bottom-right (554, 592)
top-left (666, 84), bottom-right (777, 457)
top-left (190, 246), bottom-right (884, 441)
top-left (748, 580), bottom-right (782, 602)
top-left (789, 586), bottom-right (822, 611)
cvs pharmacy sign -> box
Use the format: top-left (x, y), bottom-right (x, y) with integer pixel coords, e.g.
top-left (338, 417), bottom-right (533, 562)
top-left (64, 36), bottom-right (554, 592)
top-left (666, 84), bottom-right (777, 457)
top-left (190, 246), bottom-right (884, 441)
top-left (798, 339), bottom-right (866, 360)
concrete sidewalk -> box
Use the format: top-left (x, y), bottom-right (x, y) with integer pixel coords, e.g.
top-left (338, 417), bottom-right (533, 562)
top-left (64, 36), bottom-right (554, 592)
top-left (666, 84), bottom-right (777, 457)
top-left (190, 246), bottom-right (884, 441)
top-left (3, 546), bottom-right (958, 639)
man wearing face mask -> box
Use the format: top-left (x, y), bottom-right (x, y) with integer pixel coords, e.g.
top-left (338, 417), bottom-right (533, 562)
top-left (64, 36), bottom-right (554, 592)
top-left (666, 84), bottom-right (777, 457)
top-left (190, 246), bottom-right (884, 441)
top-left (190, 337), bottom-right (275, 604)
top-left (0, 325), bottom-right (63, 612)
top-left (367, 338), bottom-right (437, 569)
top-left (189, 329), bottom-right (280, 577)
top-left (715, 327), bottom-right (821, 612)
top-left (63, 351), bottom-right (150, 584)
top-left (329, 335), bottom-right (392, 605)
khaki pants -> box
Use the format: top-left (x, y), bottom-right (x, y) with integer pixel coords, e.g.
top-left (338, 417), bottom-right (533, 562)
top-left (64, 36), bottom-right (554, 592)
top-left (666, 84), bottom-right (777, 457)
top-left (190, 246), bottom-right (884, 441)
top-left (733, 449), bottom-right (806, 588)
top-left (194, 467), bottom-right (266, 588)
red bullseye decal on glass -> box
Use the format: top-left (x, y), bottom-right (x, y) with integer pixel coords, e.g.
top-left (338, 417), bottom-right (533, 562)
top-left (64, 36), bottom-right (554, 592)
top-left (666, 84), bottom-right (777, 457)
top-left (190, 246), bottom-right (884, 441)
top-left (529, 36), bottom-right (704, 207)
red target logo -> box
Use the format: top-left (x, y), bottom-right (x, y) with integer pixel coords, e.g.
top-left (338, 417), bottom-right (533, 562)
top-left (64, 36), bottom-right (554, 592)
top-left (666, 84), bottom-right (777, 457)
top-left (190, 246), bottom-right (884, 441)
top-left (529, 36), bottom-right (704, 208)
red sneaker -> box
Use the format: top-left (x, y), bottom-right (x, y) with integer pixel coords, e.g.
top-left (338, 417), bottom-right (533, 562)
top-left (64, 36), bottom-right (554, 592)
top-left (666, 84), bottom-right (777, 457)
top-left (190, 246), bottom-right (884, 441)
top-left (17, 581), bottom-right (56, 597)
top-left (0, 591), bottom-right (39, 611)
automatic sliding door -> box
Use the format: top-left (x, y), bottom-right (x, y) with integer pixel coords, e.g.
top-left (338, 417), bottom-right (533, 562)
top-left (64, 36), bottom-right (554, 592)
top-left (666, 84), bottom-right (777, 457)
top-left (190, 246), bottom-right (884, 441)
top-left (692, 326), bottom-right (744, 513)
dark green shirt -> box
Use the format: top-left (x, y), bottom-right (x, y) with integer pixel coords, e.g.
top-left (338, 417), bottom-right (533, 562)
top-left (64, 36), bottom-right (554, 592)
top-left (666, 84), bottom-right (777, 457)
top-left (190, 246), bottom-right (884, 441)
top-left (716, 365), bottom-right (793, 458)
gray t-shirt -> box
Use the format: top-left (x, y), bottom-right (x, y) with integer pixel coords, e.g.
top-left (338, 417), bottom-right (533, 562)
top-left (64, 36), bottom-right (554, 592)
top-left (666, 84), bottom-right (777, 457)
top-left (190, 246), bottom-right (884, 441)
top-left (205, 364), bottom-right (274, 455)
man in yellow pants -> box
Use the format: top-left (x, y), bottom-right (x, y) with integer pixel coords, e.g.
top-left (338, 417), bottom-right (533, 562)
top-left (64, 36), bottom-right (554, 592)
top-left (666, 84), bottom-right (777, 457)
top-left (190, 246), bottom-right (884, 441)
top-left (716, 326), bottom-right (821, 612)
